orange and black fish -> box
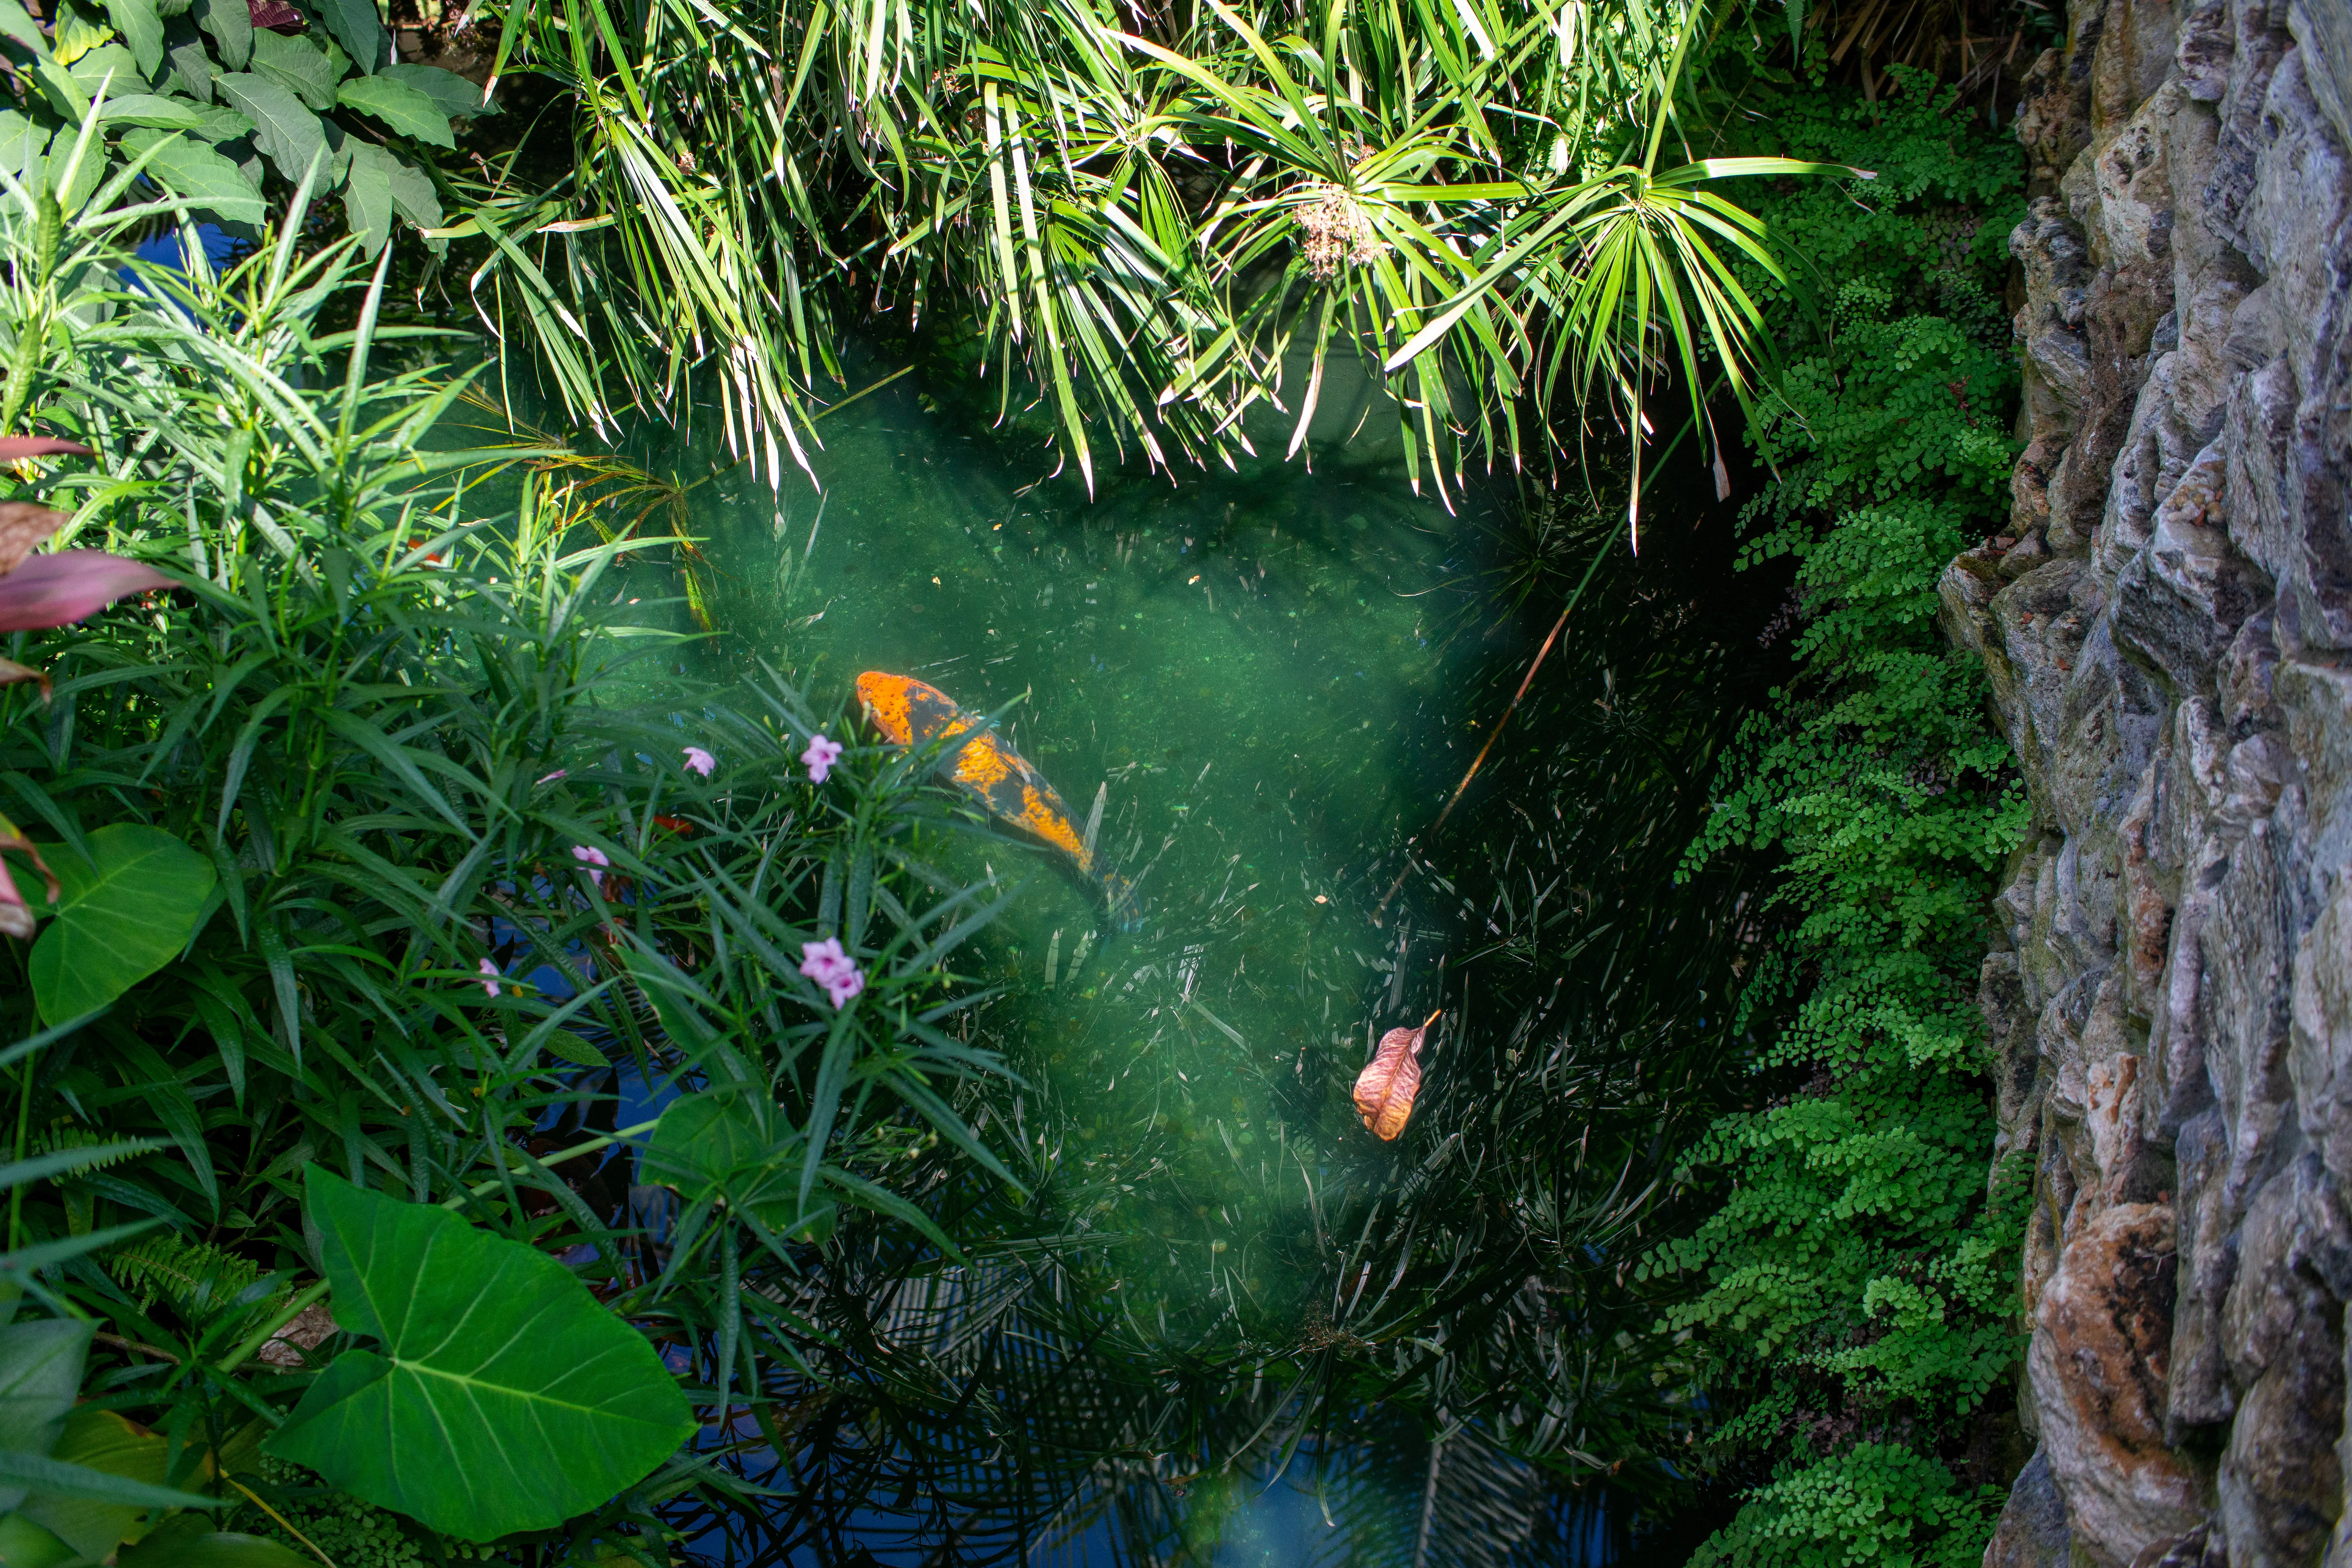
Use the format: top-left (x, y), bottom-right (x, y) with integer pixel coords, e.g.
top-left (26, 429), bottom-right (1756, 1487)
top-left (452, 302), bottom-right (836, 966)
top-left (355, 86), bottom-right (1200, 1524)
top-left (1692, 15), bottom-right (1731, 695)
top-left (856, 670), bottom-right (1139, 927)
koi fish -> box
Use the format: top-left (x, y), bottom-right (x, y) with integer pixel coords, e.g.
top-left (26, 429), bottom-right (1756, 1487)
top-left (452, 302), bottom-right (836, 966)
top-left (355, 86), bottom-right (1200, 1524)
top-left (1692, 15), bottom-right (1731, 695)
top-left (855, 671), bottom-right (1138, 927)
top-left (1354, 1010), bottom-right (1440, 1141)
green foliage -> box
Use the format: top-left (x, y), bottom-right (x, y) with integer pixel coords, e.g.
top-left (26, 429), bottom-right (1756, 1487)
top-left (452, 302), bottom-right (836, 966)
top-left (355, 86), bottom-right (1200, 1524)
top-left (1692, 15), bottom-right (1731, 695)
top-left (26, 823), bottom-right (214, 1024)
top-left (270, 1167), bottom-right (694, 1539)
top-left (469, 0), bottom-right (1829, 507)
top-left (1647, 65), bottom-right (2032, 1561)
top-left (1687, 1444), bottom-right (2000, 1568)
top-left (244, 1459), bottom-right (433, 1568)
top-left (0, 0), bottom-right (479, 251)
top-left (0, 156), bottom-right (1025, 1557)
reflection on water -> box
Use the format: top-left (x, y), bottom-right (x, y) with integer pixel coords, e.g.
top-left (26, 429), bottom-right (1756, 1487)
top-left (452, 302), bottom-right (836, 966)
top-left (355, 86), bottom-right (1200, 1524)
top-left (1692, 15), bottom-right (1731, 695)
top-left (643, 359), bottom-right (1780, 1565)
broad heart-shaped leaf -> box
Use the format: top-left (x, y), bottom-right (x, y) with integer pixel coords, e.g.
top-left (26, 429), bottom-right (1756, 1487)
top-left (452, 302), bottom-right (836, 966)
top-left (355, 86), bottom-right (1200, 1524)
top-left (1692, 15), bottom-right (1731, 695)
top-left (340, 139), bottom-right (393, 254)
top-left (100, 0), bottom-right (161, 78)
top-left (28, 824), bottom-right (215, 1026)
top-left (246, 29), bottom-right (339, 110)
top-left (303, 0), bottom-right (381, 74)
top-left (213, 72), bottom-right (322, 183)
top-left (378, 61), bottom-right (492, 118)
top-left (265, 1168), bottom-right (694, 1540)
top-left (336, 74), bottom-right (450, 147)
top-left (121, 129), bottom-right (263, 221)
top-left (0, 1318), bottom-right (90, 1512)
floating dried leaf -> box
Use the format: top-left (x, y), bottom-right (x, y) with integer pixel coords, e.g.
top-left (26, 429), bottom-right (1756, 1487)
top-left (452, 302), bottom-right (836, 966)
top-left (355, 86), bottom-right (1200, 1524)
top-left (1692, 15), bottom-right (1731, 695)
top-left (1353, 1009), bottom-right (1439, 1141)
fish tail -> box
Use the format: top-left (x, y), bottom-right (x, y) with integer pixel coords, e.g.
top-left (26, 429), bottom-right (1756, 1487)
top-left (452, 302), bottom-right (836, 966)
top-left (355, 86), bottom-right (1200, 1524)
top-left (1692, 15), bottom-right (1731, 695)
top-left (1101, 871), bottom-right (1144, 934)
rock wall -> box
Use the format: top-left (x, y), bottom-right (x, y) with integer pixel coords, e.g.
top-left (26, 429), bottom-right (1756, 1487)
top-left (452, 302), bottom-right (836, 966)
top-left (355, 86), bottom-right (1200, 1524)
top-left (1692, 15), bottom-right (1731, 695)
top-left (1937, 0), bottom-right (2352, 1561)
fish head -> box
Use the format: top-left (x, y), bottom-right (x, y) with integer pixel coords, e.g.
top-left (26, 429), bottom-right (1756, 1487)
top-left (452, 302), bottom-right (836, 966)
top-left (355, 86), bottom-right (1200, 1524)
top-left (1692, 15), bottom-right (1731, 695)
top-left (856, 671), bottom-right (964, 746)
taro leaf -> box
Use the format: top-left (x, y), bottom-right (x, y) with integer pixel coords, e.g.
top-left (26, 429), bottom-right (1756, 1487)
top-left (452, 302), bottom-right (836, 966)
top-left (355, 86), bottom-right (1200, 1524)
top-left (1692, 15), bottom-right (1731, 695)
top-left (20, 1407), bottom-right (167, 1560)
top-left (1352, 1010), bottom-right (1438, 1142)
top-left (212, 73), bottom-right (322, 183)
top-left (377, 61), bottom-right (491, 118)
top-left (28, 824), bottom-right (216, 1025)
top-left (340, 138), bottom-right (392, 254)
top-left (247, 29), bottom-right (337, 109)
top-left (0, 1318), bottom-right (89, 1512)
top-left (336, 74), bottom-right (450, 147)
top-left (97, 92), bottom-right (207, 127)
top-left (122, 128), bottom-right (263, 221)
top-left (194, 0), bottom-right (247, 67)
top-left (304, 0), bottom-right (380, 74)
top-left (265, 1167), bottom-right (695, 1540)
top-left (101, 0), bottom-right (162, 78)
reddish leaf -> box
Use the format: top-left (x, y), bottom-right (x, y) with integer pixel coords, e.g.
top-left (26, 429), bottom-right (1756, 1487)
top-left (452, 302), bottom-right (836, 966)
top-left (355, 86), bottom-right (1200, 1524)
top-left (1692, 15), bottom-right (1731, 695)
top-left (0, 438), bottom-right (93, 462)
top-left (1353, 1010), bottom-right (1439, 1142)
top-left (0, 654), bottom-right (49, 699)
top-left (0, 821), bottom-right (59, 942)
top-left (248, 0), bottom-right (304, 29)
top-left (0, 550), bottom-right (174, 632)
top-left (0, 503), bottom-right (70, 577)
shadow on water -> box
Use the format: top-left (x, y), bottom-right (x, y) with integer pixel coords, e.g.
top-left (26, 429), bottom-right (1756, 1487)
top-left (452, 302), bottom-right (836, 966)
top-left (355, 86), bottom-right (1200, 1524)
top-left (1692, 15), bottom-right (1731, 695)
top-left (617, 350), bottom-right (1791, 1566)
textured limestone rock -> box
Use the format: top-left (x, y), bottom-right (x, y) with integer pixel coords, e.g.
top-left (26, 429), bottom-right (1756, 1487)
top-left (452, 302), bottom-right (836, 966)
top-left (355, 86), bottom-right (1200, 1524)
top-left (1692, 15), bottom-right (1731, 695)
top-left (1952, 0), bottom-right (2352, 1559)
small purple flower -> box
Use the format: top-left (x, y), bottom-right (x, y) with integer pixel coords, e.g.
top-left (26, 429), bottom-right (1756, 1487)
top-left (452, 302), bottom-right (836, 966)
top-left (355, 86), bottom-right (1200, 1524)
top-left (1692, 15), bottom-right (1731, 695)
top-left (801, 733), bottom-right (843, 784)
top-left (537, 769), bottom-right (568, 785)
top-left (573, 844), bottom-right (610, 887)
top-left (682, 745), bottom-right (716, 777)
top-left (478, 958), bottom-right (502, 998)
top-left (799, 937), bottom-right (865, 1009)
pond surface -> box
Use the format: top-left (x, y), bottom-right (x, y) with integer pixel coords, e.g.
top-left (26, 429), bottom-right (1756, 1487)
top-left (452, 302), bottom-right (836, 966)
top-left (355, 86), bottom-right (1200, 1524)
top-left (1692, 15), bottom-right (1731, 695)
top-left (646, 358), bottom-right (1777, 1566)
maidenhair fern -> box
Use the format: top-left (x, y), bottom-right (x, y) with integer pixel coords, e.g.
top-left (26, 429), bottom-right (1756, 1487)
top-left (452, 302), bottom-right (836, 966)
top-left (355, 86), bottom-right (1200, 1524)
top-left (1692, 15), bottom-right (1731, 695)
top-left (1646, 64), bottom-right (2032, 1565)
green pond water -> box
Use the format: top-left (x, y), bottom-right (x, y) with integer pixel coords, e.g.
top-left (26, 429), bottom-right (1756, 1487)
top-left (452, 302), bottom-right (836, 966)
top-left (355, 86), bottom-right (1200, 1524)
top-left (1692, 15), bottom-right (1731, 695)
top-left (632, 359), bottom-right (1775, 1565)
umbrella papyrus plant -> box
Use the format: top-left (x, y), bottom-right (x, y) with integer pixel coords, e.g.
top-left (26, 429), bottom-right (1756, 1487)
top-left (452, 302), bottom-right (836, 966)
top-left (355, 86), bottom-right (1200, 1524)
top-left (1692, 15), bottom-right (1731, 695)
top-left (468, 0), bottom-right (1858, 523)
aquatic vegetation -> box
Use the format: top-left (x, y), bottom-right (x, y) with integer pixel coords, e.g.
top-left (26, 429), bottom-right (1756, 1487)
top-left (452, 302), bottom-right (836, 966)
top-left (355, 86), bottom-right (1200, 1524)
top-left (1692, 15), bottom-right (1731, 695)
top-left (1644, 64), bottom-right (2031, 1565)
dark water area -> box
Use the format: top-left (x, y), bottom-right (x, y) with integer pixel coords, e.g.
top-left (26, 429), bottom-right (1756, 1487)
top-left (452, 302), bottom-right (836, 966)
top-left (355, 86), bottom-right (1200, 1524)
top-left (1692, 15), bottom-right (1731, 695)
top-left (603, 350), bottom-right (1792, 1566)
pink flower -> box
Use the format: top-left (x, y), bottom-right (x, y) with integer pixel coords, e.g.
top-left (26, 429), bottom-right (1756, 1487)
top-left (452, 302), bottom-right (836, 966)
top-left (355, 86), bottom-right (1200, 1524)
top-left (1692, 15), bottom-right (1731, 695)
top-left (572, 844), bottom-right (610, 887)
top-left (799, 937), bottom-right (865, 1009)
top-left (682, 745), bottom-right (715, 777)
top-left (537, 769), bottom-right (568, 785)
top-left (478, 958), bottom-right (501, 998)
top-left (801, 733), bottom-right (843, 784)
